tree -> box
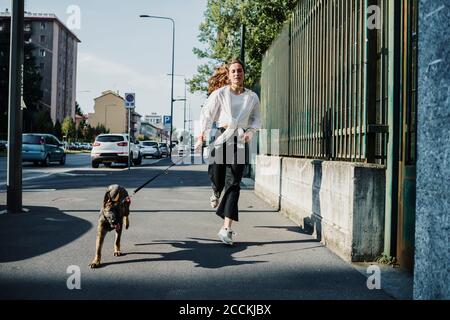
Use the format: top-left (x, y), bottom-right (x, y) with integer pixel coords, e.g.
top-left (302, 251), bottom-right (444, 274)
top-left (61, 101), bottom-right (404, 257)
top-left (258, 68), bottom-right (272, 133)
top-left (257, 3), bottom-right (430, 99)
top-left (0, 24), bottom-right (44, 138)
top-left (189, 0), bottom-right (297, 94)
top-left (33, 110), bottom-right (54, 134)
top-left (61, 116), bottom-right (76, 142)
top-left (53, 120), bottom-right (62, 140)
top-left (75, 102), bottom-right (83, 117)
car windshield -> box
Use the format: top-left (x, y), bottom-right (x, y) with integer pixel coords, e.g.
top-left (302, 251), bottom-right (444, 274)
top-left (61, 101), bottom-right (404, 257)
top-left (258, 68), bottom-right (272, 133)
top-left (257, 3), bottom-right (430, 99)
top-left (96, 135), bottom-right (124, 142)
top-left (23, 135), bottom-right (43, 144)
top-left (142, 142), bottom-right (157, 147)
top-left (159, 144), bottom-right (167, 148)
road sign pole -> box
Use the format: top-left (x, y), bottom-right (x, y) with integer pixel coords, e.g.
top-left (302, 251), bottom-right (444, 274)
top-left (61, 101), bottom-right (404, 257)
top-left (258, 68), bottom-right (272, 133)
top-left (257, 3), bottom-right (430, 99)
top-left (124, 93), bottom-right (136, 171)
top-left (128, 108), bottom-right (131, 171)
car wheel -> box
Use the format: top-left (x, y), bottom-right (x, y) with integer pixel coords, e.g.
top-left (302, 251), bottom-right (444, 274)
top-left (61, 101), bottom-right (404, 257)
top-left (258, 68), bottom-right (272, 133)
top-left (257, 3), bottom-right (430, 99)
top-left (91, 161), bottom-right (99, 168)
top-left (41, 155), bottom-right (50, 167)
top-left (134, 154), bottom-right (142, 166)
top-left (59, 154), bottom-right (66, 165)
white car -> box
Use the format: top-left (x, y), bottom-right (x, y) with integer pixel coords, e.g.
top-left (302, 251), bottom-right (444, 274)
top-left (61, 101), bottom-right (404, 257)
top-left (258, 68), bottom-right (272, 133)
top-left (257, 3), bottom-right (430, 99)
top-left (139, 141), bottom-right (162, 159)
top-left (91, 133), bottom-right (142, 168)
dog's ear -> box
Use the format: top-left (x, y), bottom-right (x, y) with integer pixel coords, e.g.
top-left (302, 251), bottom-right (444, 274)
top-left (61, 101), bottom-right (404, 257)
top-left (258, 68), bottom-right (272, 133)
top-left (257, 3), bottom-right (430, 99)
top-left (103, 188), bottom-right (112, 207)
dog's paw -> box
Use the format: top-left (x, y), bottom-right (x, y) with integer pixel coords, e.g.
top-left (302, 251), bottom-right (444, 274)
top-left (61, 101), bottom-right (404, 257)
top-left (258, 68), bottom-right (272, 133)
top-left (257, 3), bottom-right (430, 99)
top-left (114, 251), bottom-right (122, 257)
top-left (89, 259), bottom-right (101, 268)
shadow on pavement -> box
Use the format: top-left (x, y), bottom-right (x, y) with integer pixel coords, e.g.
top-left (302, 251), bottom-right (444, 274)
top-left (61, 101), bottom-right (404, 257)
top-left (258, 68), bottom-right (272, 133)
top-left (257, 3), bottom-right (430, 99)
top-left (63, 209), bottom-right (279, 213)
top-left (0, 206), bottom-right (92, 262)
top-left (98, 237), bottom-right (321, 269)
top-left (254, 225), bottom-right (315, 235)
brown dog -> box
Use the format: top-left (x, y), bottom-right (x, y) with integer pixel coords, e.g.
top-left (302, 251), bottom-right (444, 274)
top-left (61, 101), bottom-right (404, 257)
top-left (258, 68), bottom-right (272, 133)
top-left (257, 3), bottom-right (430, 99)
top-left (89, 184), bottom-right (131, 268)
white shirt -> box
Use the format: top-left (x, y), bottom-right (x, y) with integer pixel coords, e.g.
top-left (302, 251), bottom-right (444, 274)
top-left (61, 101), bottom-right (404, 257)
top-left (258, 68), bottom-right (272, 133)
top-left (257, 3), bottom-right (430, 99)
top-left (230, 91), bottom-right (245, 119)
top-left (200, 86), bottom-right (261, 145)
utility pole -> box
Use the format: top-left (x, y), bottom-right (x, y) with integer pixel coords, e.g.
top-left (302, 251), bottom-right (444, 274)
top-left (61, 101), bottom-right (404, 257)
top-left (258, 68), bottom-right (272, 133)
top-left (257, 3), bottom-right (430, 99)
top-left (6, 0), bottom-right (25, 214)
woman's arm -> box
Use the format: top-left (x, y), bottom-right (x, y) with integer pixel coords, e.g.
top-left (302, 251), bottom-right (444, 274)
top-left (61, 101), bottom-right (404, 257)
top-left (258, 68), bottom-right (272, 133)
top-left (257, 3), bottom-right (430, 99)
top-left (241, 95), bottom-right (261, 142)
top-left (247, 95), bottom-right (261, 130)
top-left (196, 93), bottom-right (220, 150)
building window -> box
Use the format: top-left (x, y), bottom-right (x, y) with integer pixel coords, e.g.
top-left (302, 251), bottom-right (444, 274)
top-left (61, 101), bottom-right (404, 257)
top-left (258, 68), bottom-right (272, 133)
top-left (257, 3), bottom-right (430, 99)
top-left (39, 63), bottom-right (45, 69)
top-left (0, 24), bottom-right (3, 32)
top-left (39, 49), bottom-right (46, 57)
top-left (40, 35), bottom-right (46, 43)
top-left (40, 22), bottom-right (46, 30)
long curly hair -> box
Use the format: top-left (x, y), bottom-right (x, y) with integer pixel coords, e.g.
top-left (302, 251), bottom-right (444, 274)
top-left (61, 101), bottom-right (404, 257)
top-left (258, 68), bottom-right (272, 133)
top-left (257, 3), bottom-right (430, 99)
top-left (207, 64), bottom-right (229, 95)
top-left (207, 59), bottom-right (246, 95)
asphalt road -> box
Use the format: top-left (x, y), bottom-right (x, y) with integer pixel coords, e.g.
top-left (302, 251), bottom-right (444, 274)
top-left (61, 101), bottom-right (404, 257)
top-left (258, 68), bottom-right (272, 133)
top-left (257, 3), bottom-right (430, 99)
top-left (0, 153), bottom-right (163, 191)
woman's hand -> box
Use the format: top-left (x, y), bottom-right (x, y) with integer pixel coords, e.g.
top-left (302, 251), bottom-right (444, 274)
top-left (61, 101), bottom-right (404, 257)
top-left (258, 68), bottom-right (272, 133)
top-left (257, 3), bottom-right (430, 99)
top-left (240, 130), bottom-right (254, 143)
top-left (194, 136), bottom-right (204, 153)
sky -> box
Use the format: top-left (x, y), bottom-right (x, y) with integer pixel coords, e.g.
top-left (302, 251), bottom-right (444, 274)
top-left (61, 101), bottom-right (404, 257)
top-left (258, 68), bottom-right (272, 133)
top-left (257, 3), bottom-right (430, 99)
top-left (0, 0), bottom-right (209, 132)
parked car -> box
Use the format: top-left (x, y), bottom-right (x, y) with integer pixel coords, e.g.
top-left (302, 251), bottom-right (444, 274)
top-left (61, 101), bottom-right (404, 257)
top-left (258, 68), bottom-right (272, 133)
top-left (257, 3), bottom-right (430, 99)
top-left (91, 134), bottom-right (142, 168)
top-left (139, 141), bottom-right (161, 159)
top-left (158, 142), bottom-right (169, 157)
top-left (22, 133), bottom-right (66, 166)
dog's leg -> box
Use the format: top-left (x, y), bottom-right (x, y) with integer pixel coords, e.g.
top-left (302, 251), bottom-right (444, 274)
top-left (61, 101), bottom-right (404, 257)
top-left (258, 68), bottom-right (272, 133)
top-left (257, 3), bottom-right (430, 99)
top-left (114, 227), bottom-right (123, 257)
top-left (89, 225), bottom-right (107, 268)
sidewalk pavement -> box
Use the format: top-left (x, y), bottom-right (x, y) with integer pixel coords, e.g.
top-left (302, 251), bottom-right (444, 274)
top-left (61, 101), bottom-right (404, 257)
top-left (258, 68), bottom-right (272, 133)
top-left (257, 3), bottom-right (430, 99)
top-left (0, 160), bottom-right (411, 299)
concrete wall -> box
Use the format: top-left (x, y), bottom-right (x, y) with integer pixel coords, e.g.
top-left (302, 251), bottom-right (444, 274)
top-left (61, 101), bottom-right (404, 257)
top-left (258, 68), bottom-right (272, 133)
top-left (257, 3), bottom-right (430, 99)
top-left (414, 0), bottom-right (450, 300)
top-left (254, 155), bottom-right (281, 210)
top-left (255, 155), bottom-right (385, 262)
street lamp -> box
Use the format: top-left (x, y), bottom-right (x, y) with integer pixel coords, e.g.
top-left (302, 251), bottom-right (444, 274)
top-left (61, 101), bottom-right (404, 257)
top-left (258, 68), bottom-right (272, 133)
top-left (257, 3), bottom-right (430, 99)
top-left (140, 14), bottom-right (175, 159)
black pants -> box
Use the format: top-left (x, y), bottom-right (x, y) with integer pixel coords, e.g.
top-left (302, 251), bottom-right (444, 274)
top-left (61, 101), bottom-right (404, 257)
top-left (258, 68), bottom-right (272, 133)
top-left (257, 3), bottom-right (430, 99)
top-left (208, 133), bottom-right (248, 222)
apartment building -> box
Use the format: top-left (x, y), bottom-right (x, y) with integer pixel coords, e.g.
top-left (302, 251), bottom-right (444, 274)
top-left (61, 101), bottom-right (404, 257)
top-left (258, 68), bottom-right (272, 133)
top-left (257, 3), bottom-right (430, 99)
top-left (0, 11), bottom-right (80, 124)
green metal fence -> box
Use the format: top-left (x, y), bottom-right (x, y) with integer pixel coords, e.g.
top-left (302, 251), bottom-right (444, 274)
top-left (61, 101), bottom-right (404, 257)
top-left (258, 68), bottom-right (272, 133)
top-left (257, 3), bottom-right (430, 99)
top-left (260, 0), bottom-right (389, 165)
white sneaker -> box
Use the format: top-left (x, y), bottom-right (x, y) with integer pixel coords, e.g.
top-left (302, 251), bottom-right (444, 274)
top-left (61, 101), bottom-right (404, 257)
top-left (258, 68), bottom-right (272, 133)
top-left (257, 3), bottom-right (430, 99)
top-left (218, 228), bottom-right (235, 245)
top-left (210, 192), bottom-right (220, 209)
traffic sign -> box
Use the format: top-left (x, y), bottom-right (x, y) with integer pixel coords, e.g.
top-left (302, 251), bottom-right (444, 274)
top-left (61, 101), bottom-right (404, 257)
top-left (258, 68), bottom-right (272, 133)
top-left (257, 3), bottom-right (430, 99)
top-left (124, 93), bottom-right (135, 109)
top-left (164, 116), bottom-right (171, 125)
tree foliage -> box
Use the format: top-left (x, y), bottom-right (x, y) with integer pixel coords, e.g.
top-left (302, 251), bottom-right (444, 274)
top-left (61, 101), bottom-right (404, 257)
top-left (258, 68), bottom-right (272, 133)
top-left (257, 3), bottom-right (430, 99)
top-left (189, 0), bottom-right (297, 94)
top-left (53, 120), bottom-right (62, 140)
top-left (0, 30), bottom-right (44, 138)
top-left (75, 101), bottom-right (83, 116)
top-left (61, 116), bottom-right (76, 141)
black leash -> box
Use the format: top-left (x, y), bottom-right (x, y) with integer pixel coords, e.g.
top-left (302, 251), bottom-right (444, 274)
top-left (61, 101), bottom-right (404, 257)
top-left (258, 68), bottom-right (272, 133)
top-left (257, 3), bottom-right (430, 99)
top-left (120, 153), bottom-right (192, 204)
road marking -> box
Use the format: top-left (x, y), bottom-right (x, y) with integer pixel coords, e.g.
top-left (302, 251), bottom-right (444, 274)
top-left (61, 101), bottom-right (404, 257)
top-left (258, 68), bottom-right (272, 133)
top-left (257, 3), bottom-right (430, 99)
top-left (23, 189), bottom-right (56, 192)
top-left (0, 173), bottom-right (54, 189)
top-left (57, 173), bottom-right (108, 177)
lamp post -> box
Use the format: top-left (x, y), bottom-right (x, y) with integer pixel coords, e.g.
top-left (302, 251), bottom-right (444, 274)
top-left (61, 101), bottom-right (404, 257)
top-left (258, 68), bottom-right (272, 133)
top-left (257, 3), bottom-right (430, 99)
top-left (167, 74), bottom-right (187, 132)
top-left (140, 14), bottom-right (175, 159)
